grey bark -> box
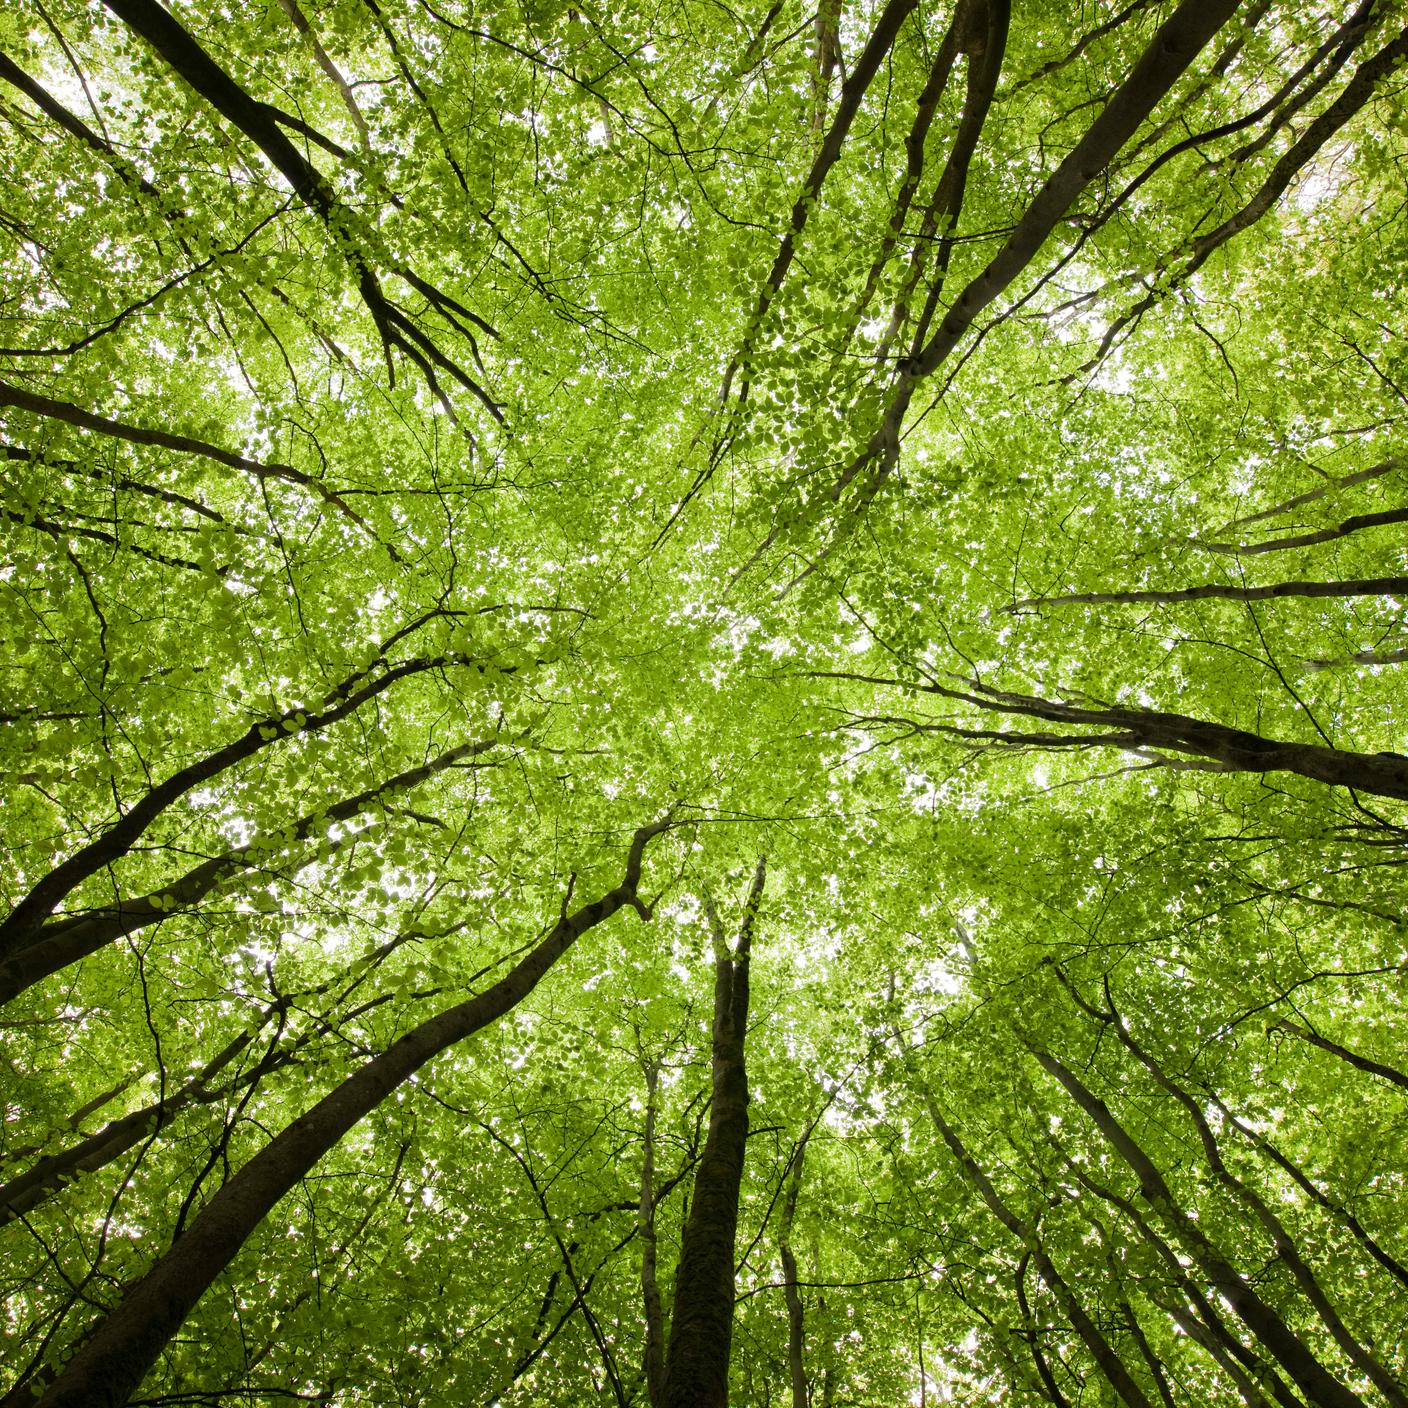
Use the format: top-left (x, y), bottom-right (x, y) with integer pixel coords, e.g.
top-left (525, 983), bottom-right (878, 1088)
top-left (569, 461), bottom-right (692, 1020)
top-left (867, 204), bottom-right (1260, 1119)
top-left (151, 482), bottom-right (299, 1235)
top-left (660, 860), bottom-right (766, 1408)
top-left (25, 818), bottom-right (670, 1408)
top-left (640, 1059), bottom-right (666, 1408)
top-left (1036, 1049), bottom-right (1370, 1408)
top-left (917, 1083), bottom-right (1156, 1408)
top-left (778, 1130), bottom-right (811, 1408)
top-left (0, 737), bottom-right (500, 1005)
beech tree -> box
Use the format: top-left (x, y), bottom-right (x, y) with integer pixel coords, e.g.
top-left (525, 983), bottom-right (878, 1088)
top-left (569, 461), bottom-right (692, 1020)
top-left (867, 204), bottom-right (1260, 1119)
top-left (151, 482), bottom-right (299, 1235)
top-left (2, 0), bottom-right (1406, 1405)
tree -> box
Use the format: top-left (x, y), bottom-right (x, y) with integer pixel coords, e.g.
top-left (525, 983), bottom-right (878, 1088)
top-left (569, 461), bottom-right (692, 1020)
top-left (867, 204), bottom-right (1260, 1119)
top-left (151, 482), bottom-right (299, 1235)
top-left (3, 0), bottom-right (1407, 1405)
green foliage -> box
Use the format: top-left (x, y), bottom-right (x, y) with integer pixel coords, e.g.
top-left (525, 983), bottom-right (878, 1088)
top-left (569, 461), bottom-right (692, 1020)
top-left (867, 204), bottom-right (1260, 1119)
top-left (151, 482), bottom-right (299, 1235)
top-left (3, 1), bottom-right (1407, 1405)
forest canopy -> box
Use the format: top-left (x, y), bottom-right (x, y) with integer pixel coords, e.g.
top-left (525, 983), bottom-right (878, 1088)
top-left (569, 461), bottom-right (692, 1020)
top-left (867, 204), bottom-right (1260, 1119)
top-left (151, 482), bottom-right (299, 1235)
top-left (1, 0), bottom-right (1407, 1405)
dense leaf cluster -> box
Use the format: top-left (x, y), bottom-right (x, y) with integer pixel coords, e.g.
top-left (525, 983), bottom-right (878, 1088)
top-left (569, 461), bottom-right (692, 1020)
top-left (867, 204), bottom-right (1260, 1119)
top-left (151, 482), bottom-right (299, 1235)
top-left (1, 0), bottom-right (1406, 1405)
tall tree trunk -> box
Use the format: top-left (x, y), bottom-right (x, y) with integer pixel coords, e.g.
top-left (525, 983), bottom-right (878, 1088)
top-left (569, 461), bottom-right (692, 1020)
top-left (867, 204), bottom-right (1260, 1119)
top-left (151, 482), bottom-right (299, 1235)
top-left (101, 0), bottom-right (501, 415)
top-left (0, 1019), bottom-right (276, 1224)
top-left (0, 736), bottom-right (500, 1005)
top-left (919, 1086), bottom-right (1155, 1408)
top-left (1013, 1253), bottom-right (1074, 1408)
top-left (810, 0), bottom-right (842, 131)
top-left (778, 1129), bottom-right (811, 1408)
top-left (1059, 974), bottom-right (1408, 1408)
top-left (640, 1059), bottom-right (667, 1408)
top-left (839, 0), bottom-right (1241, 498)
top-left (661, 860), bottom-right (767, 1408)
top-left (1063, 1155), bottom-right (1300, 1408)
top-left (22, 819), bottom-right (670, 1408)
top-left (271, 0), bottom-right (371, 150)
top-left (1035, 1049), bottom-right (1370, 1408)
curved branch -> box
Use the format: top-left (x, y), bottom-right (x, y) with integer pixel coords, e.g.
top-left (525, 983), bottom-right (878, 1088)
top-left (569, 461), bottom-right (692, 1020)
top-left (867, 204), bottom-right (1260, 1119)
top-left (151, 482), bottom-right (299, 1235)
top-left (1007, 574), bottom-right (1408, 611)
top-left (0, 380), bottom-right (379, 542)
top-left (0, 627), bottom-right (506, 949)
top-left (29, 816), bottom-right (673, 1408)
top-left (0, 735), bottom-right (503, 1004)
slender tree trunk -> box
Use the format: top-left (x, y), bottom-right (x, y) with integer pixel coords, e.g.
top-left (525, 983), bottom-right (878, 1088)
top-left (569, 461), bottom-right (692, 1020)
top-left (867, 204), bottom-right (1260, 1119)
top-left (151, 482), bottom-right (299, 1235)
top-left (843, 0), bottom-right (1240, 492)
top-left (102, 0), bottom-right (500, 413)
top-left (1198, 506), bottom-right (1408, 556)
top-left (1212, 458), bottom-right (1401, 537)
top-left (23, 820), bottom-right (669, 1408)
top-left (778, 1130), bottom-right (811, 1408)
top-left (1272, 1020), bottom-right (1408, 1091)
top-left (640, 1059), bottom-right (667, 1408)
top-left (0, 1020), bottom-right (276, 1224)
top-left (0, 737), bottom-right (498, 1005)
top-left (1064, 977), bottom-right (1408, 1408)
top-left (918, 1086), bottom-right (1155, 1408)
top-left (1035, 1049), bottom-right (1369, 1408)
top-left (272, 0), bottom-right (371, 150)
top-left (1013, 1253), bottom-right (1074, 1408)
top-left (810, 0), bottom-right (842, 131)
top-left (1064, 1156), bottom-right (1302, 1408)
top-left (1211, 1095), bottom-right (1408, 1291)
top-left (661, 860), bottom-right (766, 1408)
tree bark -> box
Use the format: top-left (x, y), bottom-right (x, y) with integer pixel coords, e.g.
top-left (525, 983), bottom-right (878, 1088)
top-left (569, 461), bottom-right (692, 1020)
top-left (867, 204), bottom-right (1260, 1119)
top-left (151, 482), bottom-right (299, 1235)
top-left (918, 1087), bottom-right (1156, 1408)
top-left (640, 1059), bottom-right (667, 1408)
top-left (1198, 507), bottom-right (1408, 556)
top-left (1064, 1151), bottom-right (1311, 1408)
top-left (1209, 1093), bottom-right (1408, 1291)
top-left (901, 675), bottom-right (1408, 802)
top-left (661, 859), bottom-right (766, 1408)
top-left (0, 737), bottom-right (500, 1005)
top-left (1214, 458), bottom-right (1402, 537)
top-left (0, 1021), bottom-right (273, 1224)
top-left (1272, 1020), bottom-right (1408, 1091)
top-left (100, 0), bottom-right (499, 414)
top-left (1065, 977), bottom-right (1408, 1408)
top-left (24, 818), bottom-right (670, 1408)
top-left (0, 965), bottom-right (417, 1222)
top-left (0, 379), bottom-right (367, 526)
top-left (1035, 1049), bottom-right (1369, 1408)
top-left (778, 1129), bottom-right (811, 1408)
top-left (1013, 1252), bottom-right (1074, 1408)
top-left (912, 0), bottom-right (1241, 379)
top-left (272, 0), bottom-right (371, 150)
top-left (842, 0), bottom-right (1241, 496)
top-left (1181, 24), bottom-right (1408, 279)
top-left (1008, 574), bottom-right (1408, 611)
top-left (0, 622), bottom-right (483, 950)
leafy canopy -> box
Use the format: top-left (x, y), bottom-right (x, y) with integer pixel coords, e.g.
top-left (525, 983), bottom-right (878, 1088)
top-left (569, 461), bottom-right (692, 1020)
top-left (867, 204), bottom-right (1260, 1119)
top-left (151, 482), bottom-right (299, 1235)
top-left (2, 0), bottom-right (1407, 1404)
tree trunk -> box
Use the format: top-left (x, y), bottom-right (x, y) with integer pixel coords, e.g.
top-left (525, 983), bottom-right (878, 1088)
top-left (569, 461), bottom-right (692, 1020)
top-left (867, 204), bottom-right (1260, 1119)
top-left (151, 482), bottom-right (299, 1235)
top-left (840, 0), bottom-right (1240, 498)
top-left (0, 1020), bottom-right (274, 1224)
top-left (0, 737), bottom-right (498, 1005)
top-left (919, 1086), bottom-right (1155, 1408)
top-left (102, 0), bottom-right (499, 414)
top-left (1035, 1049), bottom-right (1369, 1408)
top-left (778, 1130), bottom-right (811, 1408)
top-left (1063, 1155), bottom-right (1300, 1408)
top-left (640, 1059), bottom-right (667, 1408)
top-left (661, 859), bottom-right (766, 1408)
top-left (1065, 977), bottom-right (1408, 1408)
top-left (24, 819), bottom-right (669, 1408)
